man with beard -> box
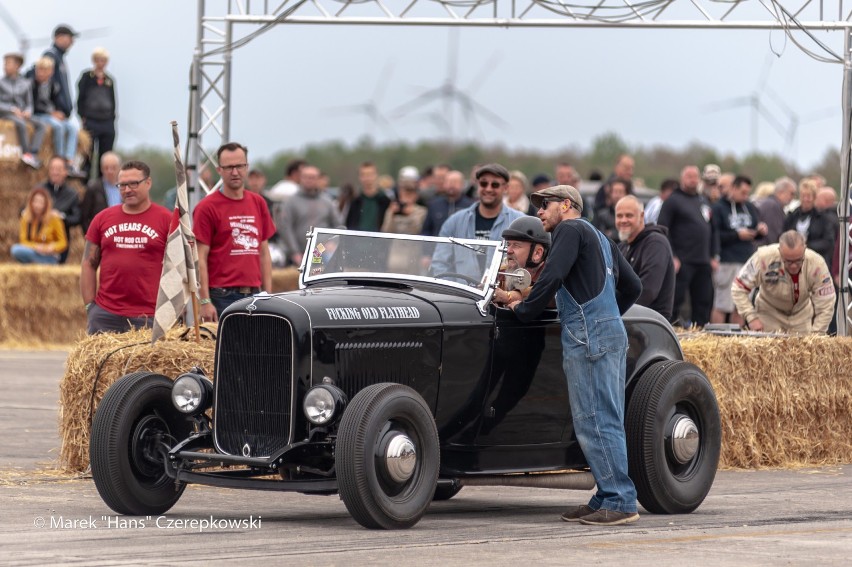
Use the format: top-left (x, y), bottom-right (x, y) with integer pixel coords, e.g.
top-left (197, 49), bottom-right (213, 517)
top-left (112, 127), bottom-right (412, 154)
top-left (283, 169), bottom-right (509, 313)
top-left (492, 216), bottom-right (551, 306)
top-left (431, 163), bottom-right (524, 278)
top-left (615, 195), bottom-right (676, 321)
top-left (509, 184), bottom-right (641, 526)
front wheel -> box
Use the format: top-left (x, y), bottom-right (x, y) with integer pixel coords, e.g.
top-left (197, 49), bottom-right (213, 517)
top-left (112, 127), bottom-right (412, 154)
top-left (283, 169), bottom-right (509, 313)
top-left (626, 360), bottom-right (721, 514)
top-left (336, 383), bottom-right (440, 529)
top-left (90, 372), bottom-right (190, 515)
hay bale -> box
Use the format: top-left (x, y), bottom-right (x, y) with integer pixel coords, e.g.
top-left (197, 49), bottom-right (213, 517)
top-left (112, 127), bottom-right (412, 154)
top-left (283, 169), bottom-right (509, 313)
top-left (59, 326), bottom-right (216, 472)
top-left (681, 335), bottom-right (852, 469)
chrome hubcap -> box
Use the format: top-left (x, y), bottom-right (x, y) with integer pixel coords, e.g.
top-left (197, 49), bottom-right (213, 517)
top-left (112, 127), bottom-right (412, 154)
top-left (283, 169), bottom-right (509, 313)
top-left (670, 415), bottom-right (700, 464)
top-left (385, 433), bottom-right (417, 483)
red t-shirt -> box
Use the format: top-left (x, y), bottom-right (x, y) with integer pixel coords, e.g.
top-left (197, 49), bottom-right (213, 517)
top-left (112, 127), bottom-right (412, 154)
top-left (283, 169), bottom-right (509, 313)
top-left (86, 204), bottom-right (172, 317)
top-left (192, 190), bottom-right (276, 287)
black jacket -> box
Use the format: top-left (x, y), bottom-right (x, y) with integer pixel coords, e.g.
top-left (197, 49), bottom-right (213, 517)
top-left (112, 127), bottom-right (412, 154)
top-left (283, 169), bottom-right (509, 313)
top-left (657, 188), bottom-right (712, 265)
top-left (617, 224), bottom-right (676, 321)
top-left (38, 180), bottom-right (81, 228)
top-left (711, 197), bottom-right (760, 263)
top-left (783, 207), bottom-right (835, 267)
top-left (80, 178), bottom-right (110, 234)
top-left (76, 70), bottom-right (117, 122)
top-left (345, 192), bottom-right (391, 232)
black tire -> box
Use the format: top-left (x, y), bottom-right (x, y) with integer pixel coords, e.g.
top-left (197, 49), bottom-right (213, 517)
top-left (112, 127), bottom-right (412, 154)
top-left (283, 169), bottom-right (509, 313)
top-left (337, 383), bottom-right (439, 529)
top-left (90, 372), bottom-right (190, 516)
top-left (626, 360), bottom-right (721, 514)
top-left (432, 481), bottom-right (462, 501)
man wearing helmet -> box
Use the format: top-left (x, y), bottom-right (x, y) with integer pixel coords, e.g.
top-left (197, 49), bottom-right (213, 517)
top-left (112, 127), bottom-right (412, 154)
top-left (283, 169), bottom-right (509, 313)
top-left (493, 216), bottom-right (551, 305)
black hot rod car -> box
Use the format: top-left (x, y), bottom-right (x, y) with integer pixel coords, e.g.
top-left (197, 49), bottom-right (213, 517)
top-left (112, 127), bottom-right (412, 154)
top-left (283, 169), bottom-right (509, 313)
top-left (90, 228), bottom-right (721, 529)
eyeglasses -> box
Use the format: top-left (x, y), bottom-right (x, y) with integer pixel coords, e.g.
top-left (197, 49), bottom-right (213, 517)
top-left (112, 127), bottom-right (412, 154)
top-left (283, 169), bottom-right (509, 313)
top-left (220, 163), bottom-right (248, 172)
top-left (478, 180), bottom-right (504, 190)
top-left (782, 256), bottom-right (805, 266)
top-left (116, 177), bottom-right (149, 190)
top-left (538, 198), bottom-right (562, 210)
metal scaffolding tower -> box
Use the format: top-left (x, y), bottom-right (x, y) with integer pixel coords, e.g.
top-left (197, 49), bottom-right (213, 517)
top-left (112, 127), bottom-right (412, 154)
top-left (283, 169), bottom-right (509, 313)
top-left (189, 0), bottom-right (852, 334)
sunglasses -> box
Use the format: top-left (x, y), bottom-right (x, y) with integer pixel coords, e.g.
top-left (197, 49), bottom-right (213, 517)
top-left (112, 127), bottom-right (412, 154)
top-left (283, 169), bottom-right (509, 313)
top-left (478, 180), bottom-right (504, 189)
top-left (538, 198), bottom-right (563, 210)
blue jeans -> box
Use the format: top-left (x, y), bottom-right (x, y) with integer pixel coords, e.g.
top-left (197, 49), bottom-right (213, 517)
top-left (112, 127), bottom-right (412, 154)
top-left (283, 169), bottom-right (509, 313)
top-left (32, 114), bottom-right (78, 161)
top-left (11, 244), bottom-right (59, 264)
top-left (210, 288), bottom-right (256, 318)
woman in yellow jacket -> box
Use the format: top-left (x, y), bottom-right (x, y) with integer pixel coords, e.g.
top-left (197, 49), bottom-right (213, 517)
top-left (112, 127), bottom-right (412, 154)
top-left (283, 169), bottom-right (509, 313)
top-left (11, 186), bottom-right (68, 264)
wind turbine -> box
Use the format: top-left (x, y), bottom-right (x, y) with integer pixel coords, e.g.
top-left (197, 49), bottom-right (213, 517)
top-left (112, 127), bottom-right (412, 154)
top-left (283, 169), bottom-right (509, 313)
top-left (390, 28), bottom-right (507, 142)
top-left (322, 60), bottom-right (398, 140)
top-left (0, 3), bottom-right (108, 60)
top-left (763, 85), bottom-right (838, 162)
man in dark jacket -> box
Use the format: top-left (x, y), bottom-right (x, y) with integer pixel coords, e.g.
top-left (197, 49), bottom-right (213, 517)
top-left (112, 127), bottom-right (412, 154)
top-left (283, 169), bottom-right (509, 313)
top-left (38, 156), bottom-right (82, 263)
top-left (80, 151), bottom-right (121, 233)
top-left (710, 175), bottom-right (767, 325)
top-left (345, 161), bottom-right (391, 232)
top-left (40, 25), bottom-right (76, 119)
top-left (657, 165), bottom-right (714, 327)
top-left (615, 195), bottom-right (675, 321)
top-left (77, 47), bottom-right (117, 179)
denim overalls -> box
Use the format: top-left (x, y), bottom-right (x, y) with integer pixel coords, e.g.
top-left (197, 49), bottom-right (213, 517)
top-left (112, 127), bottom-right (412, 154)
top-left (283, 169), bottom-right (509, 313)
top-left (555, 219), bottom-right (637, 513)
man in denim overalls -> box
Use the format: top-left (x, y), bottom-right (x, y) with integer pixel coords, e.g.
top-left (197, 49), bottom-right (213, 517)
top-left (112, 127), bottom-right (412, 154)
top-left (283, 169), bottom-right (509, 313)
top-left (510, 185), bottom-right (642, 526)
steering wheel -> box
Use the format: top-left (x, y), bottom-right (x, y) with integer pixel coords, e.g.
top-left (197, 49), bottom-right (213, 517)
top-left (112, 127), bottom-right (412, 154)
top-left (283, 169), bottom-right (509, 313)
top-left (433, 272), bottom-right (481, 285)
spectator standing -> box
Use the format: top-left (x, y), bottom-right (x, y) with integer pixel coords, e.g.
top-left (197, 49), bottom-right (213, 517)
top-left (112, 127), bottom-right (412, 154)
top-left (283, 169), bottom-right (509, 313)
top-left (194, 143), bottom-right (276, 321)
top-left (615, 195), bottom-right (676, 321)
top-left (700, 164), bottom-right (722, 204)
top-left (80, 160), bottom-right (171, 334)
top-left (37, 156), bottom-right (81, 263)
top-left (1, 52), bottom-right (44, 168)
top-left (593, 178), bottom-right (629, 241)
top-left (510, 184), bottom-right (642, 526)
top-left (732, 230), bottom-right (835, 334)
top-left (593, 154), bottom-right (635, 211)
top-left (783, 179), bottom-right (834, 267)
top-left (421, 170), bottom-right (473, 237)
top-left (11, 186), bottom-right (67, 264)
top-left (431, 164), bottom-right (525, 277)
top-left (266, 158), bottom-right (305, 202)
top-left (279, 164), bottom-right (342, 266)
top-left (504, 170), bottom-right (537, 216)
top-left (80, 151), bottom-right (121, 233)
top-left (381, 179), bottom-right (427, 274)
top-left (710, 175), bottom-right (767, 325)
top-left (40, 25), bottom-right (76, 123)
top-left (77, 47), bottom-right (117, 178)
top-left (755, 177), bottom-right (796, 246)
top-left (31, 56), bottom-right (81, 176)
top-left (643, 178), bottom-right (677, 225)
top-left (346, 161), bottom-right (391, 232)
top-left (657, 165), bottom-right (715, 327)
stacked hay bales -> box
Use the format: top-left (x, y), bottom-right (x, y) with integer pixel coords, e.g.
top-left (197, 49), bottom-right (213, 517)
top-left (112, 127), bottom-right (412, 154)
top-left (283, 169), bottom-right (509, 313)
top-left (681, 334), bottom-right (852, 469)
top-left (0, 264), bottom-right (300, 347)
top-left (58, 329), bottom-right (852, 473)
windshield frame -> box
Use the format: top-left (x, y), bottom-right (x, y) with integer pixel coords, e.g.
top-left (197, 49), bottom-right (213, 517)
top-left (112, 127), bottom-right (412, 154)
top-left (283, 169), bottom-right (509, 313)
top-left (299, 228), bottom-right (505, 307)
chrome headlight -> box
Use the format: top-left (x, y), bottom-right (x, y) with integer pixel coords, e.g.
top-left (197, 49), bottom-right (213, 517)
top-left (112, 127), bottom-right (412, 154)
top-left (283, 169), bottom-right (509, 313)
top-left (171, 372), bottom-right (213, 415)
top-left (303, 384), bottom-right (347, 425)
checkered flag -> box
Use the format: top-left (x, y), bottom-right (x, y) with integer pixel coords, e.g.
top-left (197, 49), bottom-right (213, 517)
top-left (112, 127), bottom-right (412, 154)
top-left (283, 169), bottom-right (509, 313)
top-left (152, 122), bottom-right (199, 343)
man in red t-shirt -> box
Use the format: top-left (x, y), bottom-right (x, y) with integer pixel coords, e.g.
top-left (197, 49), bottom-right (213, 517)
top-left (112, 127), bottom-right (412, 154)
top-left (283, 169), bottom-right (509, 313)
top-left (194, 142), bottom-right (275, 321)
top-left (80, 160), bottom-right (171, 334)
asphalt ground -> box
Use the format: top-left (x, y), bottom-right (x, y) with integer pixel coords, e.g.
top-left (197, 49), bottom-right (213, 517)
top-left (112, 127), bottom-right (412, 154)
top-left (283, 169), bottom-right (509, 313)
top-left (1, 349), bottom-right (851, 566)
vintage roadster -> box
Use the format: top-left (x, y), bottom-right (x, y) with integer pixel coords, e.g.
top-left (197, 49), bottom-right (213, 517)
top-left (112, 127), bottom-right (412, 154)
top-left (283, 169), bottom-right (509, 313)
top-left (90, 228), bottom-right (721, 529)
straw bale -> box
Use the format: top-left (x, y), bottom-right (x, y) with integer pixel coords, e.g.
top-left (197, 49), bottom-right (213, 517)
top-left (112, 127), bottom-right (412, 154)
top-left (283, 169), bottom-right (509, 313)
top-left (59, 326), bottom-right (217, 472)
top-left (681, 334), bottom-right (852, 469)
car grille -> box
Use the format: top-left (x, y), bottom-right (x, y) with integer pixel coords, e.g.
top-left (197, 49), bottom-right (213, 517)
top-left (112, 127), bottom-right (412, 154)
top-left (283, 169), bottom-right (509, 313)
top-left (214, 313), bottom-right (293, 457)
top-left (334, 340), bottom-right (422, 399)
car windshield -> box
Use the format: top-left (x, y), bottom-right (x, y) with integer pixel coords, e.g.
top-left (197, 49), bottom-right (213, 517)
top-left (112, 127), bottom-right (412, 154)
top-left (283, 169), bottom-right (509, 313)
top-left (301, 228), bottom-right (505, 297)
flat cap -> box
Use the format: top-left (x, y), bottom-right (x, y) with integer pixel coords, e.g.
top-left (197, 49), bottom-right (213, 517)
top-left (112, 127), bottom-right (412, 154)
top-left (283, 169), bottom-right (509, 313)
top-left (530, 184), bottom-right (583, 213)
top-left (475, 163), bottom-right (510, 182)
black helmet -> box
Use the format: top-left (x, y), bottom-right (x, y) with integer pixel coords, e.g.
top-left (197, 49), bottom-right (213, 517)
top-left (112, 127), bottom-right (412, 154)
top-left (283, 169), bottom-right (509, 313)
top-left (501, 216), bottom-right (551, 250)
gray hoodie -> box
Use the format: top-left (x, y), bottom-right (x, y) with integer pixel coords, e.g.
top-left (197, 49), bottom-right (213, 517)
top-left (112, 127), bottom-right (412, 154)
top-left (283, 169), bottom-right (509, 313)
top-left (0, 73), bottom-right (33, 115)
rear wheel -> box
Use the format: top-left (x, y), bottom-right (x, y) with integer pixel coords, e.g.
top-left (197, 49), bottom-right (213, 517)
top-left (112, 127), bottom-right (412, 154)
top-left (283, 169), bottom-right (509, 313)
top-left (626, 361), bottom-right (721, 514)
top-left (90, 372), bottom-right (190, 515)
top-left (337, 383), bottom-right (439, 529)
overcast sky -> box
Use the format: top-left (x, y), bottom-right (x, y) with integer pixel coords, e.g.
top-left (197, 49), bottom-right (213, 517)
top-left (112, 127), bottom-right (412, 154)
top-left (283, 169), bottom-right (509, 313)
top-left (2, 1), bottom-right (847, 175)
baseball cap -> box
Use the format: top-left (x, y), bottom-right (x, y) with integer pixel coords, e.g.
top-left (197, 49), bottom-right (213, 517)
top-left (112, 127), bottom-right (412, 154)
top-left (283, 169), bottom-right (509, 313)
top-left (3, 52), bottom-right (24, 66)
top-left (530, 185), bottom-right (583, 213)
top-left (53, 24), bottom-right (79, 38)
top-left (531, 174), bottom-right (551, 187)
top-left (398, 165), bottom-right (419, 182)
top-left (702, 164), bottom-right (721, 181)
top-left (475, 163), bottom-right (510, 182)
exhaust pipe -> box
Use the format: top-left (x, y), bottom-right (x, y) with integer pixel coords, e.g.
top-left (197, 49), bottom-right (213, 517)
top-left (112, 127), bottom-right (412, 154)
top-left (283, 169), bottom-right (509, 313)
top-left (458, 471), bottom-right (595, 490)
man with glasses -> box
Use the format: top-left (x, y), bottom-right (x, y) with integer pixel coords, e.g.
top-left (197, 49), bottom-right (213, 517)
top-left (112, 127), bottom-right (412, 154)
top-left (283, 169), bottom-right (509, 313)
top-left (194, 142), bottom-right (276, 322)
top-left (732, 230), bottom-right (835, 334)
top-left (430, 163), bottom-right (524, 277)
top-left (508, 184), bottom-right (642, 526)
top-left (81, 160), bottom-right (171, 334)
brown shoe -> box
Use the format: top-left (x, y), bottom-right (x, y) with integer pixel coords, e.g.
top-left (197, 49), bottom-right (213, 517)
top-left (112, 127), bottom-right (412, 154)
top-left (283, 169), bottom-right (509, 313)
top-left (578, 509), bottom-right (639, 526)
top-left (560, 504), bottom-right (596, 522)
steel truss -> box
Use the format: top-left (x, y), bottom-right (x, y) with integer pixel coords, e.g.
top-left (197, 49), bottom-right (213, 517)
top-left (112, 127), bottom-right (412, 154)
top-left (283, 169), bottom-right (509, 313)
top-left (189, 0), bottom-right (852, 334)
